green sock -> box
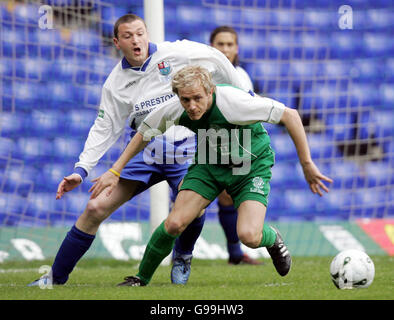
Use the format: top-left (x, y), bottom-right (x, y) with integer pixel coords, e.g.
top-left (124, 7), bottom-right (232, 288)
top-left (137, 221), bottom-right (177, 285)
top-left (259, 224), bottom-right (277, 248)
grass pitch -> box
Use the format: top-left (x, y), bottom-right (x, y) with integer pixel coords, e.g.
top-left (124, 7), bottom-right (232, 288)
top-left (0, 256), bottom-right (392, 300)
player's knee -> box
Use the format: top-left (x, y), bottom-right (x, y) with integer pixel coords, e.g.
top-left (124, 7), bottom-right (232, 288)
top-left (165, 215), bottom-right (187, 236)
top-left (238, 229), bottom-right (261, 248)
top-left (84, 200), bottom-right (107, 224)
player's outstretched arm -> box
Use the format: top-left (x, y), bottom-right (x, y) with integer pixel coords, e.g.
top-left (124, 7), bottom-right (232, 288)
top-left (89, 132), bottom-right (149, 199)
top-left (279, 107), bottom-right (333, 196)
top-left (56, 174), bottom-right (83, 199)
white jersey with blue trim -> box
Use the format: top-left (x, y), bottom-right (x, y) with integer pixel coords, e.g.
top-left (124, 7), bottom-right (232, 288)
top-left (236, 65), bottom-right (254, 92)
top-left (75, 40), bottom-right (250, 176)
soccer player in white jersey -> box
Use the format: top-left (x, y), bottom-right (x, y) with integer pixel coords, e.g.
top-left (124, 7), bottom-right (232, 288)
top-left (27, 14), bottom-right (251, 287)
top-left (89, 65), bottom-right (333, 286)
top-left (208, 25), bottom-right (261, 265)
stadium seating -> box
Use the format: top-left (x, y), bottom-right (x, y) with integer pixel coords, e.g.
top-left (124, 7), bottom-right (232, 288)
top-left (0, 1), bottom-right (392, 226)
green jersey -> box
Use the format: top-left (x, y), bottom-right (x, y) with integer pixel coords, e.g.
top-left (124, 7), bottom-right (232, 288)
top-left (138, 84), bottom-right (286, 167)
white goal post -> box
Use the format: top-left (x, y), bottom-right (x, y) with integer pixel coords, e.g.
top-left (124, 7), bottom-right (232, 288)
top-left (144, 0), bottom-right (171, 265)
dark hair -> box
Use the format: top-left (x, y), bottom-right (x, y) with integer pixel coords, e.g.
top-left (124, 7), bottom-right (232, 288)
top-left (209, 25), bottom-right (239, 45)
top-left (113, 14), bottom-right (146, 39)
top-left (209, 25), bottom-right (239, 66)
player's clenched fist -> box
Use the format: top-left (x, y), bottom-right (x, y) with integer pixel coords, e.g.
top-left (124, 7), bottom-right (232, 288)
top-left (56, 174), bottom-right (83, 199)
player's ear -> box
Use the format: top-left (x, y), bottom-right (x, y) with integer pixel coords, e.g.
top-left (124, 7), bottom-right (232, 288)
top-left (113, 37), bottom-right (120, 49)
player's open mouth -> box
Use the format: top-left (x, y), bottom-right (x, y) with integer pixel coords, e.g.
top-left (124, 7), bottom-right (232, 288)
top-left (133, 47), bottom-right (141, 55)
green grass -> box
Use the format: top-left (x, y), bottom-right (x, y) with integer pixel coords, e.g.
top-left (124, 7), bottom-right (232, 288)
top-left (0, 256), bottom-right (392, 300)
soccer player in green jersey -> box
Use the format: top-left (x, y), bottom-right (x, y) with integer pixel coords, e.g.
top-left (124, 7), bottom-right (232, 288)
top-left (90, 65), bottom-right (333, 286)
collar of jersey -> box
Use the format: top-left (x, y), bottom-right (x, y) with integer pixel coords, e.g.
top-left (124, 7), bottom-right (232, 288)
top-left (121, 42), bottom-right (157, 71)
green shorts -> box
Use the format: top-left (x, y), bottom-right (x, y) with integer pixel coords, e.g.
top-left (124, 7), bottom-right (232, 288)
top-left (180, 147), bottom-right (275, 208)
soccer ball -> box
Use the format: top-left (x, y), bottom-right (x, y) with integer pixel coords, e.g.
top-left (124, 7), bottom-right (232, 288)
top-left (330, 249), bottom-right (375, 289)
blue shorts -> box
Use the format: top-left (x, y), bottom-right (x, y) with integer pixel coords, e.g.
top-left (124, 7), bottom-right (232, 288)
top-left (120, 133), bottom-right (196, 198)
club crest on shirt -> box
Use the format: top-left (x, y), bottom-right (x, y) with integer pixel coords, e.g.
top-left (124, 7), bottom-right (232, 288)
top-left (250, 177), bottom-right (265, 195)
top-left (158, 60), bottom-right (171, 76)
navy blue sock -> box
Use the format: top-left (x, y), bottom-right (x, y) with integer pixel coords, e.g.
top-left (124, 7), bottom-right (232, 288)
top-left (173, 214), bottom-right (205, 255)
top-left (51, 225), bottom-right (95, 284)
top-left (218, 204), bottom-right (243, 259)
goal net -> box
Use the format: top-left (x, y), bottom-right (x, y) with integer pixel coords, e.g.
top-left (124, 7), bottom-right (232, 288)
top-left (0, 0), bottom-right (392, 262)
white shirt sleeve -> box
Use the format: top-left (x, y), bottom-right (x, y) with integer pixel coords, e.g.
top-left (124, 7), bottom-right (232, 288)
top-left (216, 86), bottom-right (286, 125)
top-left (137, 97), bottom-right (184, 140)
top-left (236, 66), bottom-right (254, 92)
top-left (74, 85), bottom-right (132, 176)
top-left (170, 40), bottom-right (251, 92)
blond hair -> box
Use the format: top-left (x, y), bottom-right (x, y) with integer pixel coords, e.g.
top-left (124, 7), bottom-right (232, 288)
top-left (172, 65), bottom-right (215, 96)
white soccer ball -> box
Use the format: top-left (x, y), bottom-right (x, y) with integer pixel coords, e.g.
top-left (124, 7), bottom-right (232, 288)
top-left (330, 249), bottom-right (375, 289)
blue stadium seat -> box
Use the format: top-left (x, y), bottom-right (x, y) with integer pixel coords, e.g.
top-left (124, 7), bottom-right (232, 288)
top-left (380, 83), bottom-right (394, 109)
top-left (64, 192), bottom-right (89, 214)
top-left (0, 58), bottom-right (13, 77)
top-left (265, 87), bottom-right (295, 109)
top-left (307, 133), bottom-right (340, 159)
top-left (329, 31), bottom-right (364, 59)
top-left (325, 111), bottom-right (357, 142)
top-left (100, 6), bottom-right (130, 36)
top-left (69, 29), bottom-right (102, 56)
top-left (53, 137), bottom-right (84, 160)
top-left (353, 188), bottom-right (388, 218)
top-left (25, 192), bottom-right (59, 221)
top-left (284, 190), bottom-right (318, 219)
top-left (0, 137), bottom-right (15, 157)
top-left (39, 163), bottom-right (70, 192)
top-left (0, 111), bottom-right (28, 138)
top-left (384, 58), bottom-right (394, 82)
top-left (357, 109), bottom-right (377, 140)
top-left (328, 160), bottom-right (362, 189)
top-left (34, 28), bottom-right (63, 59)
top-left (322, 189), bottom-right (353, 219)
top-left (270, 162), bottom-right (305, 189)
top-left (0, 2), bottom-right (11, 23)
top-left (12, 80), bottom-right (41, 110)
top-left (320, 60), bottom-right (354, 79)
top-left (27, 110), bottom-right (66, 137)
top-left (366, 8), bottom-right (393, 29)
top-left (1, 164), bottom-right (36, 196)
top-left (270, 132), bottom-right (298, 162)
top-left (299, 31), bottom-right (330, 60)
top-left (349, 83), bottom-right (381, 107)
top-left (265, 32), bottom-right (295, 60)
top-left (45, 82), bottom-right (80, 108)
top-left (65, 109), bottom-right (97, 137)
top-left (177, 5), bottom-right (215, 30)
top-left (15, 137), bottom-right (53, 162)
top-left (303, 10), bottom-right (337, 29)
top-left (0, 194), bottom-right (26, 226)
top-left (300, 84), bottom-right (347, 118)
top-left (14, 58), bottom-right (51, 81)
top-left (13, 3), bottom-right (40, 24)
top-left (238, 28), bottom-right (263, 59)
top-left (272, 10), bottom-right (304, 28)
top-left (352, 59), bottom-right (384, 83)
top-left (363, 33), bottom-right (393, 57)
top-left (364, 161), bottom-right (392, 188)
top-left (251, 61), bottom-right (287, 80)
top-left (374, 110), bottom-right (394, 138)
top-left (288, 61), bottom-right (322, 82)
